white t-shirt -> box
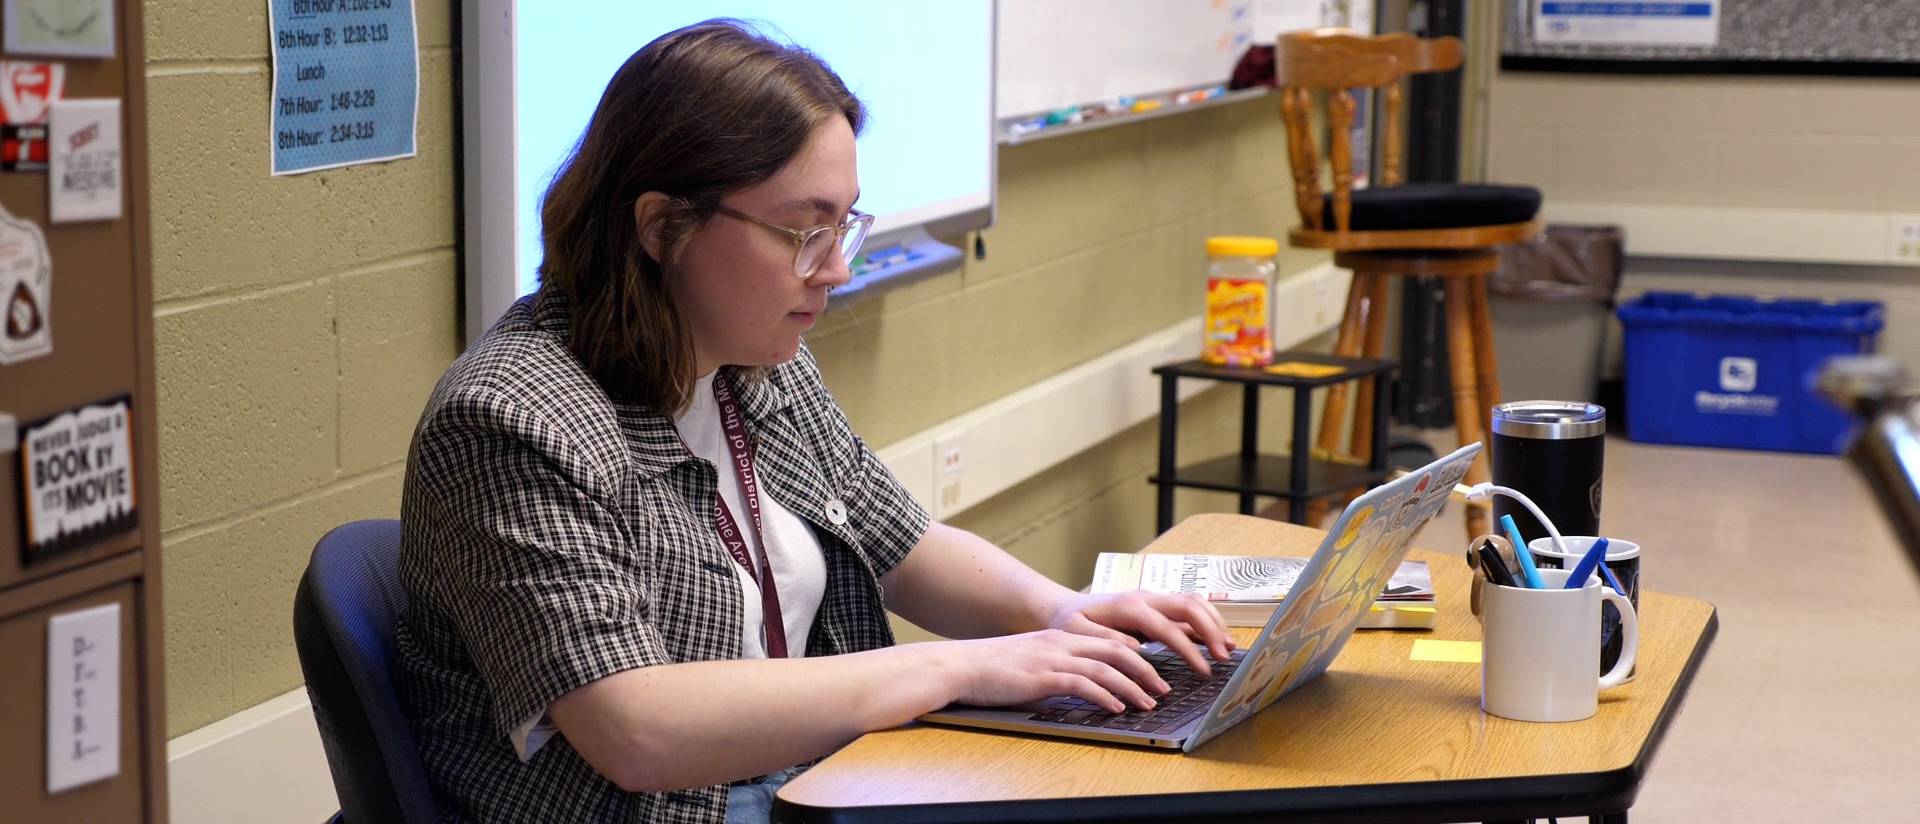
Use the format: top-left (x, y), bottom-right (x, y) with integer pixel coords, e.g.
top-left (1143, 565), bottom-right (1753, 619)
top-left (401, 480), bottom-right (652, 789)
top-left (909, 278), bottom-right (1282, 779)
top-left (674, 371), bottom-right (829, 659)
top-left (511, 371), bottom-right (829, 761)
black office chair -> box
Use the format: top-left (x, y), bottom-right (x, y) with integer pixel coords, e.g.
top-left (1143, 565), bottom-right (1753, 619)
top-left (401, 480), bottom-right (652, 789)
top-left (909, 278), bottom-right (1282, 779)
top-left (293, 519), bottom-right (441, 823)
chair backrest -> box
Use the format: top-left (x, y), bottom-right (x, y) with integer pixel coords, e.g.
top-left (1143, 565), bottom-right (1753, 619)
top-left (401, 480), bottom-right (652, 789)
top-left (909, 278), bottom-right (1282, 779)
top-left (1273, 28), bottom-right (1464, 232)
top-left (293, 519), bottom-right (441, 823)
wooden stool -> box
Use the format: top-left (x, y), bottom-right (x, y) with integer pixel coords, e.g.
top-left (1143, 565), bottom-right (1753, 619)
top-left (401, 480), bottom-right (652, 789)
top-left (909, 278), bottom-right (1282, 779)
top-left (1273, 29), bottom-right (1544, 540)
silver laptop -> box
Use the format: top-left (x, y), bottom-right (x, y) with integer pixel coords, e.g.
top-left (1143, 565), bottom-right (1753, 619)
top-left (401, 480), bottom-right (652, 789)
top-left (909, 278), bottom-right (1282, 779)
top-left (920, 443), bottom-right (1482, 752)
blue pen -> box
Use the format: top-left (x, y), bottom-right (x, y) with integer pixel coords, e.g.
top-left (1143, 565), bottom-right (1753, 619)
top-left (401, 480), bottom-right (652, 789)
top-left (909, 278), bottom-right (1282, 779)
top-left (1596, 556), bottom-right (1627, 596)
top-left (1563, 537), bottom-right (1612, 589)
top-left (1500, 515), bottom-right (1546, 589)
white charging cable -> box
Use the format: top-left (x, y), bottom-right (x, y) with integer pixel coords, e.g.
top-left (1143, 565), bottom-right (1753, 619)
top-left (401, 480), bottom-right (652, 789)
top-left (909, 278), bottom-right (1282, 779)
top-left (1462, 482), bottom-right (1575, 560)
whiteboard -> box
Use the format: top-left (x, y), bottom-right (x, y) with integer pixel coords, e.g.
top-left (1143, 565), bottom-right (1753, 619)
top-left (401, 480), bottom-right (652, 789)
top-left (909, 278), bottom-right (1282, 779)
top-left (995, 0), bottom-right (1369, 119)
top-left (460, 1), bottom-right (995, 342)
top-left (996, 0), bottom-right (1254, 118)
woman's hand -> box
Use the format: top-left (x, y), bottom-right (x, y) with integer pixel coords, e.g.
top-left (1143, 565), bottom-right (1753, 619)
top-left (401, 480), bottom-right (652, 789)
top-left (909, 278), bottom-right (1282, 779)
top-left (1043, 591), bottom-right (1236, 677)
top-left (934, 629), bottom-right (1172, 715)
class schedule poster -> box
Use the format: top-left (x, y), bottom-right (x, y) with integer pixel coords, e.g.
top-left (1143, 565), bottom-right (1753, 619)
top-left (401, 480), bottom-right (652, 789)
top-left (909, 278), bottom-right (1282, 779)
top-left (267, 0), bottom-right (418, 175)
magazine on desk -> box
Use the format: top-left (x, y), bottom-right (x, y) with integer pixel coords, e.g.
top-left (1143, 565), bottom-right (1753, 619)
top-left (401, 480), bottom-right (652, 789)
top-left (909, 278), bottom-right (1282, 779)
top-left (1090, 552), bottom-right (1437, 629)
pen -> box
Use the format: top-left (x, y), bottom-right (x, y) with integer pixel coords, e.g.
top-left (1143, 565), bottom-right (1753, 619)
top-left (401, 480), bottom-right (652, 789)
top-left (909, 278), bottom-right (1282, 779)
top-left (1477, 543), bottom-right (1518, 588)
top-left (1596, 555), bottom-right (1627, 596)
top-left (1499, 514), bottom-right (1546, 589)
top-left (1563, 537), bottom-right (1611, 589)
top-left (1465, 534), bottom-right (1518, 576)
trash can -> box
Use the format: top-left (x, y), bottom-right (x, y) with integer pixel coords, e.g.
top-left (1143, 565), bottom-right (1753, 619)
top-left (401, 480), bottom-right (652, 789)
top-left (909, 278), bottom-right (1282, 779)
top-left (1617, 292), bottom-right (1885, 454)
top-left (1488, 225), bottom-right (1624, 405)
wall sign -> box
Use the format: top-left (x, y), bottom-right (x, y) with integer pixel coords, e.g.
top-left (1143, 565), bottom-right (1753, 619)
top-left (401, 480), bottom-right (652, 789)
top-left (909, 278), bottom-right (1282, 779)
top-left (3, 0), bottom-right (116, 59)
top-left (46, 602), bottom-right (120, 794)
top-left (19, 397), bottom-right (136, 561)
top-left (1534, 1), bottom-right (1721, 48)
top-left (268, 0), bottom-right (419, 175)
top-left (48, 98), bottom-right (124, 222)
top-left (0, 200), bottom-right (52, 364)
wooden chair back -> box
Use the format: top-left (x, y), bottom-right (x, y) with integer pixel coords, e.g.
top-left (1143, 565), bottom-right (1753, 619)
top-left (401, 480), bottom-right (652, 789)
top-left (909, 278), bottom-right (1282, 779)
top-left (1274, 29), bottom-right (1464, 233)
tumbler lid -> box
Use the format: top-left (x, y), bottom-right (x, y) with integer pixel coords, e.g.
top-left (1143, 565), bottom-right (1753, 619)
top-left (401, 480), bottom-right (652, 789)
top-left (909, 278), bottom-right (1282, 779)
top-left (1491, 401), bottom-right (1606, 439)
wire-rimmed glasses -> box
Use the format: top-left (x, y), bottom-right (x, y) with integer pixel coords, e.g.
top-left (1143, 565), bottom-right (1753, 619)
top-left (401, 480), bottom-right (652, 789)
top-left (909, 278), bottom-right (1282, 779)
top-left (714, 204), bottom-right (874, 279)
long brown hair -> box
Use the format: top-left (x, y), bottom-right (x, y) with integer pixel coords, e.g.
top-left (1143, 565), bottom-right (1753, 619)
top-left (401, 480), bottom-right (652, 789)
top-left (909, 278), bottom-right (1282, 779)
top-left (537, 19), bottom-right (865, 414)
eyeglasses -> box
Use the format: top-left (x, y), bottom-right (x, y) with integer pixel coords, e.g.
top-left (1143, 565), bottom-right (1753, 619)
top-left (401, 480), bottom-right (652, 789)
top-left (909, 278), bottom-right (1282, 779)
top-left (714, 204), bottom-right (874, 279)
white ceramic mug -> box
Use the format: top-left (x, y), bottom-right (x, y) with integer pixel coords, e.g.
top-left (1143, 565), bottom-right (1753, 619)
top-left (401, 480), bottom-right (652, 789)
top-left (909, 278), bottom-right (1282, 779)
top-left (1481, 568), bottom-right (1639, 722)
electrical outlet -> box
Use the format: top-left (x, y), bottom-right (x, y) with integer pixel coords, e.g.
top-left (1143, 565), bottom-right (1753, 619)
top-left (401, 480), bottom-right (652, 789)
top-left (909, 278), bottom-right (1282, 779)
top-left (1275, 265), bottom-right (1350, 340)
top-left (1889, 219), bottom-right (1920, 263)
top-left (935, 432), bottom-right (965, 514)
top-left (1311, 274), bottom-right (1334, 328)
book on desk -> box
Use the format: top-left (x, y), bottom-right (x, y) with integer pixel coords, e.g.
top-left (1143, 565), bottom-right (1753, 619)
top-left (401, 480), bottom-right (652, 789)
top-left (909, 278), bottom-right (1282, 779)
top-left (1090, 552), bottom-right (1438, 630)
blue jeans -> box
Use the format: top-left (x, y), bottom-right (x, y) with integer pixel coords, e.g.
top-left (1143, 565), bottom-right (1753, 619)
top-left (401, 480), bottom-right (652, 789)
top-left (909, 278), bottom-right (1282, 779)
top-left (725, 765), bottom-right (805, 824)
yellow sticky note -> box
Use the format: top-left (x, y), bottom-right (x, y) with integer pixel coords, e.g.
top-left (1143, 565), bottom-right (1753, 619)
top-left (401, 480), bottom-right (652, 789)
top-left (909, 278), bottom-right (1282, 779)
top-left (1264, 361), bottom-right (1346, 379)
top-left (1411, 639), bottom-right (1482, 664)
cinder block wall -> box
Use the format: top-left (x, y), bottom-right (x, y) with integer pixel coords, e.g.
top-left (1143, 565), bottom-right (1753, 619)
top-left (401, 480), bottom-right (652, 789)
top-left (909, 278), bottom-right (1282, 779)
top-left (151, 5), bottom-right (1313, 735)
top-left (1487, 73), bottom-right (1920, 212)
top-left (1484, 71), bottom-right (1920, 370)
top-left (150, 3), bottom-right (459, 735)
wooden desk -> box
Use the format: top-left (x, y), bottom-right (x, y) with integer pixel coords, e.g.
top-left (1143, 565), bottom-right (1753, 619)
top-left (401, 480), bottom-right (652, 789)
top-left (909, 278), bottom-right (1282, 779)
top-left (775, 514), bottom-right (1717, 824)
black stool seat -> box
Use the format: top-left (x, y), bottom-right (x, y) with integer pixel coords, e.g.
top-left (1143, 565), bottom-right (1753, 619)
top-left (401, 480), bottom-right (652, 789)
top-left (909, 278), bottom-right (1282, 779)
top-left (1320, 183), bottom-right (1541, 232)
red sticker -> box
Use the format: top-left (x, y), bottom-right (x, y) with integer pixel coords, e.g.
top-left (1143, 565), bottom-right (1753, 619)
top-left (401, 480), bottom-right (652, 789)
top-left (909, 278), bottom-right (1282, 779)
top-left (0, 61), bottom-right (64, 125)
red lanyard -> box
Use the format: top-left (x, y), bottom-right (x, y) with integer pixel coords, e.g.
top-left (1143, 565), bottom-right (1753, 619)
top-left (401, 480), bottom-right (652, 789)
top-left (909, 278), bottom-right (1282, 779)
top-left (706, 376), bottom-right (789, 658)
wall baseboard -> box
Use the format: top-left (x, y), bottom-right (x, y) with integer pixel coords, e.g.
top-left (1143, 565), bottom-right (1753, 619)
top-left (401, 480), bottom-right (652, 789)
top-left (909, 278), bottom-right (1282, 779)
top-left (164, 262), bottom-right (1350, 821)
top-left (167, 688), bottom-right (339, 824)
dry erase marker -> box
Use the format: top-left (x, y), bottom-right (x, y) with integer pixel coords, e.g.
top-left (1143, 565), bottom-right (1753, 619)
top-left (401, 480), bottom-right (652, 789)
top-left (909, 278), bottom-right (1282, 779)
top-left (1008, 116), bottom-right (1047, 136)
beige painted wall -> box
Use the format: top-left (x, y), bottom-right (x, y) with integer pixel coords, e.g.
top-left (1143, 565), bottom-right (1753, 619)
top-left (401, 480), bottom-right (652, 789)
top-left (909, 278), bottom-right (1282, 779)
top-left (1486, 72), bottom-right (1920, 212)
top-left (1483, 69), bottom-right (1920, 370)
top-left (151, 4), bottom-right (460, 736)
top-left (151, 8), bottom-right (1310, 735)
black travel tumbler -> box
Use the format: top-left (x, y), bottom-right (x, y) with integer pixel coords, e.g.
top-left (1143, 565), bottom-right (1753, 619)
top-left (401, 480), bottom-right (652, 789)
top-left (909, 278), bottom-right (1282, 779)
top-left (1490, 401), bottom-right (1606, 544)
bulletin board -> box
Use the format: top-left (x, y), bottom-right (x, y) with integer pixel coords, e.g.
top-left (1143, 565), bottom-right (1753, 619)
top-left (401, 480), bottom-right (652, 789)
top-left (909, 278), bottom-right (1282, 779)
top-left (1502, 0), bottom-right (1920, 76)
top-left (0, 0), bottom-right (166, 821)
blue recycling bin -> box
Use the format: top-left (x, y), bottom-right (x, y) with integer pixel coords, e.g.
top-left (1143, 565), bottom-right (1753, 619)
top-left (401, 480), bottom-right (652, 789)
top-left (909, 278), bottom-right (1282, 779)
top-left (1617, 292), bottom-right (1884, 454)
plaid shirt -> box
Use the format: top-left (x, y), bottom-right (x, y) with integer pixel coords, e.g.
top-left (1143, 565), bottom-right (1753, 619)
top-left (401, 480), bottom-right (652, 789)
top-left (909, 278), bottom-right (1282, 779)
top-left (396, 291), bottom-right (930, 823)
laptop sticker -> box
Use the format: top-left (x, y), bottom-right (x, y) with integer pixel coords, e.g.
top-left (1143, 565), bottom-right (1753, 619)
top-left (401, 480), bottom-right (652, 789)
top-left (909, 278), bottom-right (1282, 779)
top-left (1183, 444), bottom-right (1480, 752)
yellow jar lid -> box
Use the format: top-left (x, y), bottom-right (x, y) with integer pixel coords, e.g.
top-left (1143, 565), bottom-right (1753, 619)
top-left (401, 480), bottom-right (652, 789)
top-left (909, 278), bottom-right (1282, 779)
top-left (1206, 236), bottom-right (1279, 258)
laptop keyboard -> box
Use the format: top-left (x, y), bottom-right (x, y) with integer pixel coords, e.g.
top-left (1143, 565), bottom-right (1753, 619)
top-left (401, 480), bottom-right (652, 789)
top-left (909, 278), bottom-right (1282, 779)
top-left (1025, 647), bottom-right (1247, 735)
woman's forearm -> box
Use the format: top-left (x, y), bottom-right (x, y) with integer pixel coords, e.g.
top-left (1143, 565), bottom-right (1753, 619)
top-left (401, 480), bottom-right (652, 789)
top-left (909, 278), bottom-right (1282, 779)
top-left (551, 643), bottom-right (957, 792)
top-left (881, 522), bottom-right (1078, 639)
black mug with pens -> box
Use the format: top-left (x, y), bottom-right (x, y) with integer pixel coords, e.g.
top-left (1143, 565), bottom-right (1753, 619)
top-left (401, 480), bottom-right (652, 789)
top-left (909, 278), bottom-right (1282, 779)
top-left (1529, 535), bottom-right (1640, 678)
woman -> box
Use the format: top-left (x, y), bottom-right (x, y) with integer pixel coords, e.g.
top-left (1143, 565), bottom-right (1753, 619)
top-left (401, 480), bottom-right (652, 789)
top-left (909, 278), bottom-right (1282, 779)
top-left (397, 20), bottom-right (1233, 824)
